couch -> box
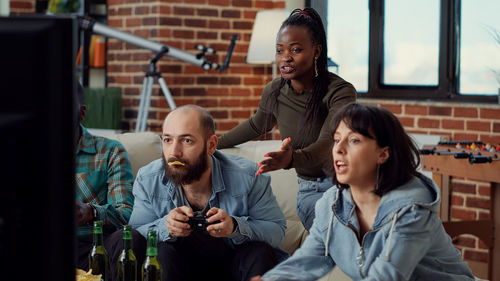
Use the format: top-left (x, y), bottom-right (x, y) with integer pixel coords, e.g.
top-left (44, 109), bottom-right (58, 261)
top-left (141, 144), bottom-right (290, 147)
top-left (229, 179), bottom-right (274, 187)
top-left (106, 132), bottom-right (351, 281)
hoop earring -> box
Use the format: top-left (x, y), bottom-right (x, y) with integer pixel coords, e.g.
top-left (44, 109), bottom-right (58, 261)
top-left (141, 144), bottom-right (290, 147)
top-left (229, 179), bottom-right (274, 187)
top-left (314, 57), bottom-right (318, 77)
top-left (375, 163), bottom-right (380, 191)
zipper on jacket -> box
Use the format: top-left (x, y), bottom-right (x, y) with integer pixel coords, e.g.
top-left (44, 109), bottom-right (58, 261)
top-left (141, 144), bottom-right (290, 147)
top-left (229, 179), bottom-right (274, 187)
top-left (334, 211), bottom-right (367, 279)
top-left (357, 230), bottom-right (375, 278)
top-left (333, 205), bottom-right (398, 279)
top-left (359, 217), bottom-right (399, 278)
top-left (357, 246), bottom-right (365, 278)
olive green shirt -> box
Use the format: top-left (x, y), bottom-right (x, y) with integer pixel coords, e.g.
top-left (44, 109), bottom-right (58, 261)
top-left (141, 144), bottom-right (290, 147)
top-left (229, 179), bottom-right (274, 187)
top-left (218, 73), bottom-right (357, 179)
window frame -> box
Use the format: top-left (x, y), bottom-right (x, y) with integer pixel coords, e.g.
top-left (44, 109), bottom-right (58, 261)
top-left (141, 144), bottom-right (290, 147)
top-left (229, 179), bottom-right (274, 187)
top-left (318, 0), bottom-right (498, 103)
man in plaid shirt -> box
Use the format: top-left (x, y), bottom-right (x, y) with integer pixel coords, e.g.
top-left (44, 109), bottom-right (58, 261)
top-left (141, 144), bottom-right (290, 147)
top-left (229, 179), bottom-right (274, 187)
top-left (75, 84), bottom-right (145, 280)
top-left (75, 124), bottom-right (134, 241)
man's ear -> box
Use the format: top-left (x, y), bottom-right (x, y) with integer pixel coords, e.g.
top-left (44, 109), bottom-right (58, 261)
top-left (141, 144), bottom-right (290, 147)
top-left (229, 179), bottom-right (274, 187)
top-left (378, 146), bottom-right (390, 164)
top-left (207, 134), bottom-right (218, 155)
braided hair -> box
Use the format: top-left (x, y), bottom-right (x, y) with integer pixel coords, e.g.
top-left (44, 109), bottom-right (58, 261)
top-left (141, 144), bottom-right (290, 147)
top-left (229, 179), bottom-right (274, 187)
top-left (265, 7), bottom-right (329, 147)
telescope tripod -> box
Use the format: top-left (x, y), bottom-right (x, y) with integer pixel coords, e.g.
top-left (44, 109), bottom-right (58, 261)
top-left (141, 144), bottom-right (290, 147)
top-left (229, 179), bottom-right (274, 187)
top-left (135, 51), bottom-right (176, 132)
top-left (78, 17), bottom-right (238, 132)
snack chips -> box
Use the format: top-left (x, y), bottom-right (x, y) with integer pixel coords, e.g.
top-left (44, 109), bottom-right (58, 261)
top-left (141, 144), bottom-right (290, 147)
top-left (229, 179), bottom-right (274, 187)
top-left (168, 161), bottom-right (185, 166)
top-left (76, 269), bottom-right (102, 281)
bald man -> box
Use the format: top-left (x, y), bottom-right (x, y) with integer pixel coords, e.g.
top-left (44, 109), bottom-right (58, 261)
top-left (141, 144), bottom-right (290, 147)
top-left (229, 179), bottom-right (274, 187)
top-left (129, 105), bottom-right (286, 281)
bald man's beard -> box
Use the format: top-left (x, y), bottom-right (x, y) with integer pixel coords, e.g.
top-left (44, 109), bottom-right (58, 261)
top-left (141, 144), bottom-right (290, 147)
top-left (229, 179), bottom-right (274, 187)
top-left (163, 145), bottom-right (209, 186)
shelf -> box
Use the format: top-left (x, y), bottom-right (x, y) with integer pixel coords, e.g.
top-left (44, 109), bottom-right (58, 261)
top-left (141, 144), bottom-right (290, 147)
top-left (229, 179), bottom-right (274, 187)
top-left (80, 0), bottom-right (108, 87)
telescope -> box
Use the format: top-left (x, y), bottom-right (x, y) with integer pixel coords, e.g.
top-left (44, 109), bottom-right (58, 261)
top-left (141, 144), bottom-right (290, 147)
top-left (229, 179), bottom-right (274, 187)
top-left (78, 16), bottom-right (238, 131)
top-left (78, 16), bottom-right (236, 71)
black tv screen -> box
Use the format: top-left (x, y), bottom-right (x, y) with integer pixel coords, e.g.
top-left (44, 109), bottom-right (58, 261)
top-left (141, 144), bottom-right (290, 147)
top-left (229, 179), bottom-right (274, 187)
top-left (0, 15), bottom-right (77, 281)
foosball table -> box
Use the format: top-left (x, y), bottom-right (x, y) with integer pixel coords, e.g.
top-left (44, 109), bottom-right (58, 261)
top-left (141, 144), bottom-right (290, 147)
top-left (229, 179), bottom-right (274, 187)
top-left (421, 141), bottom-right (500, 280)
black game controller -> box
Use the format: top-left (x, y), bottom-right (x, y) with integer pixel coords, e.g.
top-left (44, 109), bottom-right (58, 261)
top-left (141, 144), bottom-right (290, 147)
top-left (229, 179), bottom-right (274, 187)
top-left (188, 212), bottom-right (219, 231)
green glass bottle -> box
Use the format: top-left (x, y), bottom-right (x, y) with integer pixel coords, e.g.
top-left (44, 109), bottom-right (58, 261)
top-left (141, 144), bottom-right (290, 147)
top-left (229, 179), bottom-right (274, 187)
top-left (89, 220), bottom-right (108, 281)
top-left (142, 230), bottom-right (161, 281)
top-left (117, 225), bottom-right (137, 281)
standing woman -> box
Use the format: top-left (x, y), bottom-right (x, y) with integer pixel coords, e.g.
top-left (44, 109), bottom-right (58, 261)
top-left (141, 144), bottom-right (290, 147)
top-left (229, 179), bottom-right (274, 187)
top-left (217, 8), bottom-right (357, 230)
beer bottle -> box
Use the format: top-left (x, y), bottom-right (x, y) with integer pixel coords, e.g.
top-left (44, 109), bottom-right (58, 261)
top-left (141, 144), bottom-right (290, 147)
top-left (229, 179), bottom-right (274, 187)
top-left (142, 230), bottom-right (161, 281)
top-left (89, 220), bottom-right (108, 281)
top-left (117, 225), bottom-right (137, 281)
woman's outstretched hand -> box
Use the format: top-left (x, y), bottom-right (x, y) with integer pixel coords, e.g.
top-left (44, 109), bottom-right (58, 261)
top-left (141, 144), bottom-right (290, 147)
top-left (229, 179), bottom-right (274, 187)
top-left (256, 137), bottom-right (293, 175)
top-left (250, 275), bottom-right (264, 281)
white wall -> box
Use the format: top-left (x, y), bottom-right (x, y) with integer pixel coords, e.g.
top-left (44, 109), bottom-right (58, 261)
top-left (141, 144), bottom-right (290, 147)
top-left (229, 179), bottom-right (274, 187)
top-left (286, 0), bottom-right (304, 10)
top-left (0, 0), bottom-right (9, 16)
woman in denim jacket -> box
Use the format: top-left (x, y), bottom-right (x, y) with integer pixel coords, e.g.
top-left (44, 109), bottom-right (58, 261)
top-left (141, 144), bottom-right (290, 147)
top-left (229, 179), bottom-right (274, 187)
top-left (254, 103), bottom-right (474, 281)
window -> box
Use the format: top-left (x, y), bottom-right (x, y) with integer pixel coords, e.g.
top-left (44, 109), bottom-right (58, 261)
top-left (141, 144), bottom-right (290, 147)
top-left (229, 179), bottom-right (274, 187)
top-left (326, 0), bottom-right (499, 102)
top-left (383, 0), bottom-right (440, 86)
top-left (460, 0), bottom-right (500, 95)
top-left (327, 0), bottom-right (369, 92)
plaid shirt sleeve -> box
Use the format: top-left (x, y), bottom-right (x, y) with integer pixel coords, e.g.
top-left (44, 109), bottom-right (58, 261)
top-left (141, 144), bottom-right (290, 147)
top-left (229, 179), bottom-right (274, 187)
top-left (92, 141), bottom-right (134, 228)
top-left (76, 126), bottom-right (134, 240)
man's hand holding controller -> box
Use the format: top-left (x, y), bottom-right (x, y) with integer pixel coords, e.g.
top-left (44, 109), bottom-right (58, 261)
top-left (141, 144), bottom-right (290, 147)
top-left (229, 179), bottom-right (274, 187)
top-left (167, 206), bottom-right (232, 237)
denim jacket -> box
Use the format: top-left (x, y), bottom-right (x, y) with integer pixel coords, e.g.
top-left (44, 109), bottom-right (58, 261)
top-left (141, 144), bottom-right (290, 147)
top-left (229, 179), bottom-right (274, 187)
top-left (263, 175), bottom-right (474, 281)
top-left (129, 150), bottom-right (286, 249)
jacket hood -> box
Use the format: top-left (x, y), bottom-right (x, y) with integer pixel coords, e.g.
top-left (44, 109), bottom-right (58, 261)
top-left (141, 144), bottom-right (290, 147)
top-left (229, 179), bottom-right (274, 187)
top-left (324, 174), bottom-right (441, 258)
top-left (333, 174), bottom-right (440, 230)
top-left (376, 174), bottom-right (440, 226)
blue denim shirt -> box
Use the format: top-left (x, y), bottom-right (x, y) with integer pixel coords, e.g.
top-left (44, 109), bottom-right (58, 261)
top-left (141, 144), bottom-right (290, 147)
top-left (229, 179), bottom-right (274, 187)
top-left (263, 175), bottom-right (474, 281)
top-left (129, 150), bottom-right (286, 249)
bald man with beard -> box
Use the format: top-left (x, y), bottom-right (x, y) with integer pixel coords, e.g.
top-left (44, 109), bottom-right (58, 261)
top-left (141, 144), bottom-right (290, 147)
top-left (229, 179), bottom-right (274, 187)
top-left (129, 105), bottom-right (287, 281)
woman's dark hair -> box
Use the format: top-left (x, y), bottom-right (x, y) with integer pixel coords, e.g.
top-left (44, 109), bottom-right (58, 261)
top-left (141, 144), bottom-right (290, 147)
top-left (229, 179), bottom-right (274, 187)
top-left (265, 7), bottom-right (329, 147)
top-left (329, 103), bottom-right (421, 196)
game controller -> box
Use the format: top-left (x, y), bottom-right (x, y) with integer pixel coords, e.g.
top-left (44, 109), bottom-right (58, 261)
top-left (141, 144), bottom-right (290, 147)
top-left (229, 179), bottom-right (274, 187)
top-left (187, 212), bottom-right (219, 231)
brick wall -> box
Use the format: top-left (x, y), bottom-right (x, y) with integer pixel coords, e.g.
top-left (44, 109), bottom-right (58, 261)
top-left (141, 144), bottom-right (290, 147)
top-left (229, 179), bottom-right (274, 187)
top-left (450, 179), bottom-right (490, 259)
top-left (10, 0), bottom-right (35, 14)
top-left (361, 99), bottom-right (500, 145)
top-left (107, 0), bottom-right (285, 133)
top-left (447, 178), bottom-right (491, 279)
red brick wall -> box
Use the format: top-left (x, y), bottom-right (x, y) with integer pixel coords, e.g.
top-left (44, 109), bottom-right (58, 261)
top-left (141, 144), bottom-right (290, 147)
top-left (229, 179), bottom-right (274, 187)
top-left (361, 99), bottom-right (500, 146)
top-left (448, 178), bottom-right (490, 279)
top-left (10, 0), bottom-right (35, 14)
top-left (107, 0), bottom-right (285, 133)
